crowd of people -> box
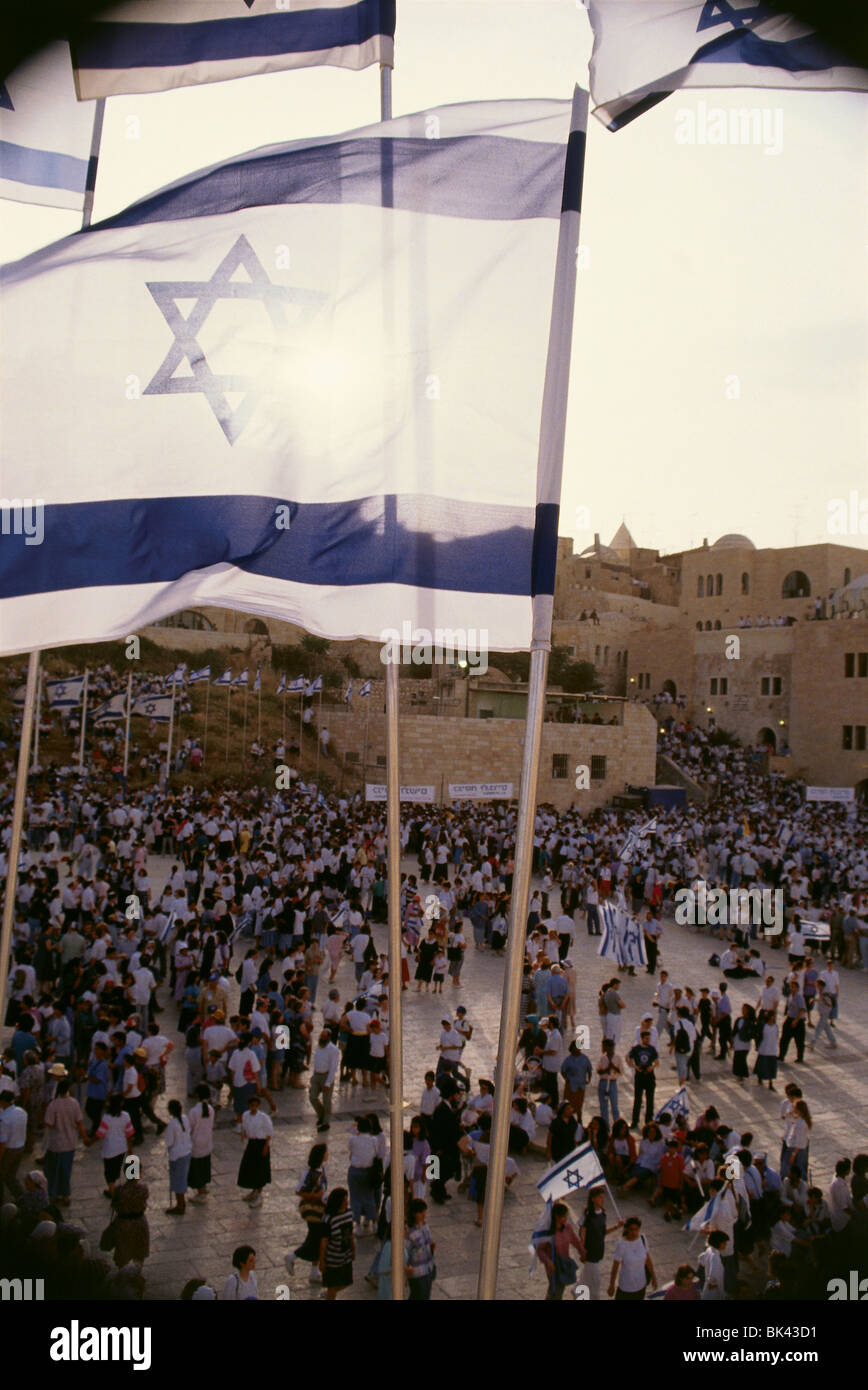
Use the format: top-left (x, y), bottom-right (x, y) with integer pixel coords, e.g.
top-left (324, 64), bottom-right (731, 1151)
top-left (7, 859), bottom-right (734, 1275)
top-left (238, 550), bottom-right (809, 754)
top-left (1, 675), bottom-right (866, 1300)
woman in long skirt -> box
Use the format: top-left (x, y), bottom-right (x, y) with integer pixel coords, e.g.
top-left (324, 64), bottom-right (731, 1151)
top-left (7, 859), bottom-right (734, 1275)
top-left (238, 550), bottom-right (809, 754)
top-left (188, 1083), bottom-right (215, 1200)
top-left (754, 1012), bottom-right (779, 1091)
top-left (237, 1095), bottom-right (273, 1208)
top-left (164, 1098), bottom-right (193, 1216)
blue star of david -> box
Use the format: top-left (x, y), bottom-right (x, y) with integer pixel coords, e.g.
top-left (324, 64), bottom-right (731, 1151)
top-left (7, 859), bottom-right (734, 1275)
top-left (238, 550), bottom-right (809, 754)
top-left (562, 1167), bottom-right (584, 1191)
top-left (55, 685), bottom-right (66, 697)
top-left (0, 83), bottom-right (13, 111)
top-left (697, 1), bottom-right (775, 32)
top-left (144, 234), bottom-right (326, 445)
top-left (145, 702), bottom-right (156, 714)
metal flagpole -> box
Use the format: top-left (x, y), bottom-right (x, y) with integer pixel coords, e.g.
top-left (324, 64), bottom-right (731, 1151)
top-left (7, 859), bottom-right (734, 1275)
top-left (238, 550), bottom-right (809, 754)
top-left (0, 649), bottom-right (39, 1014)
top-left (478, 88), bottom-right (587, 1301)
top-left (165, 678), bottom-right (177, 790)
top-left (31, 664), bottom-right (42, 772)
top-left (281, 684), bottom-right (286, 742)
top-left (203, 678), bottom-right (210, 757)
top-left (123, 671), bottom-right (132, 780)
top-left (81, 98), bottom-right (106, 231)
top-left (243, 683), bottom-right (248, 763)
top-left (257, 678), bottom-right (262, 744)
top-left (315, 685), bottom-right (322, 782)
top-left (78, 669), bottom-right (89, 770)
top-left (225, 684), bottom-right (231, 765)
top-left (385, 658), bottom-right (404, 1301)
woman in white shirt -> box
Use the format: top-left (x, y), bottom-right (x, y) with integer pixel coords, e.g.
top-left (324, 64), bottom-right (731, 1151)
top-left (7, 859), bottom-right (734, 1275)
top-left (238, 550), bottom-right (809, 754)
top-left (754, 1011), bottom-right (779, 1090)
top-left (188, 1083), bottom-right (215, 1200)
top-left (237, 1095), bottom-right (273, 1209)
top-left (608, 1217), bottom-right (657, 1300)
top-left (164, 1098), bottom-right (193, 1216)
top-left (347, 1115), bottom-right (379, 1232)
top-left (781, 1101), bottom-right (812, 1181)
top-left (222, 1245), bottom-right (258, 1301)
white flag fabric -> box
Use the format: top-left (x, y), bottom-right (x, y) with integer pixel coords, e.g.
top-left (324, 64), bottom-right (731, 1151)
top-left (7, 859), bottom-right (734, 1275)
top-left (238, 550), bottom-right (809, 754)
top-left (344, 679), bottom-right (353, 703)
top-left (597, 901), bottom-right (648, 969)
top-left (288, 675), bottom-right (306, 693)
top-left (93, 692), bottom-right (127, 723)
top-left (307, 676), bottom-right (323, 695)
top-left (618, 815), bottom-right (657, 863)
top-left (359, 680), bottom-right (372, 698)
top-left (253, 665), bottom-right (261, 693)
top-left (585, 1), bottom-right (868, 130)
top-left (685, 1188), bottom-right (720, 1233)
top-left (0, 42), bottom-right (97, 211)
top-left (188, 665), bottom-right (210, 683)
top-left (72, 0), bottom-right (396, 99)
top-left (537, 1141), bottom-right (605, 1203)
top-left (654, 1086), bottom-right (690, 1123)
top-left (213, 668), bottom-right (232, 686)
top-left (169, 663), bottom-right (187, 684)
top-left (0, 97), bottom-right (587, 657)
top-left (11, 684), bottom-right (27, 707)
top-left (45, 675), bottom-right (85, 708)
top-left (131, 693), bottom-right (173, 721)
top-left (232, 668), bottom-right (249, 687)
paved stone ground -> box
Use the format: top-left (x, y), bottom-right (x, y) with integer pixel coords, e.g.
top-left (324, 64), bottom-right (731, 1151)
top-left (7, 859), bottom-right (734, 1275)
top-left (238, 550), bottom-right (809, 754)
top-left (26, 857), bottom-right (868, 1301)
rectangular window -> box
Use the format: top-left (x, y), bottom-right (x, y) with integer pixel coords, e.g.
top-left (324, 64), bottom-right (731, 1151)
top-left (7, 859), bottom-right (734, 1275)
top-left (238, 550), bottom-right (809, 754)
top-left (345, 751), bottom-right (359, 763)
top-left (857, 726), bottom-right (867, 752)
top-left (845, 652), bottom-right (855, 678)
top-left (376, 754), bottom-right (387, 767)
top-left (552, 753), bottom-right (568, 780)
top-left (772, 677), bottom-right (782, 696)
top-left (720, 678), bottom-right (728, 695)
top-left (710, 678), bottom-right (718, 695)
top-left (842, 725), bottom-right (853, 751)
top-left (590, 755), bottom-right (607, 781)
top-left (761, 677), bottom-right (770, 696)
top-left (859, 653), bottom-right (868, 678)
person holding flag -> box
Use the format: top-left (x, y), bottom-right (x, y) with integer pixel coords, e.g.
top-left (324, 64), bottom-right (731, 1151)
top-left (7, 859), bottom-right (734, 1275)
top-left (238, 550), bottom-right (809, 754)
top-left (536, 1200), bottom-right (585, 1301)
top-left (578, 1185), bottom-right (623, 1301)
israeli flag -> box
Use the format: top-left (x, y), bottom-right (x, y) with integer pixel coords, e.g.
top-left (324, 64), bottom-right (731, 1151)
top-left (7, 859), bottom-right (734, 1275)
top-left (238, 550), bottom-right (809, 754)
top-left (131, 693), bottom-right (173, 722)
top-left (0, 42), bottom-right (97, 212)
top-left (93, 692), bottom-right (127, 724)
top-left (169, 663), bottom-right (187, 685)
top-left (288, 676), bottom-right (307, 694)
top-left (253, 665), bottom-right (261, 693)
top-left (618, 815), bottom-right (657, 864)
top-left (158, 911), bottom-right (176, 944)
top-left (359, 680), bottom-right (372, 698)
top-left (597, 902), bottom-right (648, 969)
top-left (584, 0), bottom-right (868, 131)
top-left (11, 684), bottom-right (27, 707)
top-left (187, 666), bottom-right (210, 684)
top-left (537, 1141), bottom-right (604, 1204)
top-left (276, 674), bottom-right (286, 696)
top-left (654, 1087), bottom-right (690, 1123)
top-left (73, 0), bottom-right (396, 100)
top-left (45, 675), bottom-right (85, 708)
top-left (685, 1189), bottom-right (720, 1233)
top-left (213, 668), bottom-right (233, 686)
top-left (0, 98), bottom-right (587, 658)
top-left (344, 679), bottom-right (353, 703)
top-left (307, 676), bottom-right (323, 696)
top-left (528, 1199), bottom-right (554, 1274)
top-left (232, 668), bottom-right (249, 687)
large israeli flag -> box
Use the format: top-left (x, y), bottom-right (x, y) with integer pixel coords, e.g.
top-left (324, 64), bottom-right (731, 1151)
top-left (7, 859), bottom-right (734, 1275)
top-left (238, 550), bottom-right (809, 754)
top-left (654, 1086), bottom-right (690, 1123)
top-left (597, 901), bottom-right (648, 969)
top-left (0, 43), bottom-right (97, 212)
top-left (73, 0), bottom-right (396, 99)
top-left (45, 675), bottom-right (85, 708)
top-left (537, 1141), bottom-right (604, 1204)
top-left (93, 692), bottom-right (127, 724)
top-left (0, 97), bottom-right (587, 658)
top-left (131, 693), bottom-right (173, 722)
top-left (584, 1), bottom-right (868, 130)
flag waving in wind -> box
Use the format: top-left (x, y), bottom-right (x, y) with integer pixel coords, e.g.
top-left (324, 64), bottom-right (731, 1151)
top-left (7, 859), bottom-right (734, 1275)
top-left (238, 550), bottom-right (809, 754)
top-left (537, 1141), bottom-right (604, 1204)
top-left (306, 676), bottom-right (323, 696)
top-left (344, 679), bottom-right (353, 703)
top-left (618, 815), bottom-right (657, 863)
top-left (72, 0), bottom-right (397, 99)
top-left (131, 693), bottom-right (173, 722)
top-left (232, 668), bottom-right (249, 687)
top-left (276, 673), bottom-right (286, 696)
top-left (654, 1087), bottom-right (690, 1124)
top-left (359, 680), bottom-right (372, 698)
top-left (213, 668), bottom-right (233, 686)
top-left (584, 1), bottom-right (868, 131)
top-left (0, 42), bottom-right (98, 212)
top-left (188, 666), bottom-right (210, 683)
top-left (597, 902), bottom-right (648, 970)
top-left (93, 692), bottom-right (127, 724)
top-left (45, 676), bottom-right (85, 709)
top-left (288, 676), bottom-right (306, 694)
top-left (0, 97), bottom-right (588, 658)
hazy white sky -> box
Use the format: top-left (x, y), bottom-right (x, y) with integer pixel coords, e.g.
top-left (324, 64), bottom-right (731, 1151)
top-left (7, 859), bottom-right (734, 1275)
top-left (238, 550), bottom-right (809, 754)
top-left (2, 0), bottom-right (866, 561)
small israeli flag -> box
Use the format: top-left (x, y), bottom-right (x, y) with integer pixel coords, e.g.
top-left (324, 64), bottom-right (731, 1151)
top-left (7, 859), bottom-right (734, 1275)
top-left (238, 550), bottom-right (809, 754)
top-left (537, 1142), bottom-right (604, 1204)
top-left (684, 1189), bottom-right (719, 1233)
top-left (213, 668), bottom-right (233, 686)
top-left (344, 679), bottom-right (354, 703)
top-left (11, 684), bottom-right (27, 707)
top-left (276, 674), bottom-right (286, 696)
top-left (232, 668), bottom-right (249, 687)
top-left (188, 666), bottom-right (210, 684)
top-left (307, 675), bottom-right (323, 695)
top-left (253, 665), bottom-right (261, 693)
top-left (288, 676), bottom-right (306, 694)
top-left (654, 1087), bottom-right (690, 1123)
top-left (359, 680), bottom-right (372, 698)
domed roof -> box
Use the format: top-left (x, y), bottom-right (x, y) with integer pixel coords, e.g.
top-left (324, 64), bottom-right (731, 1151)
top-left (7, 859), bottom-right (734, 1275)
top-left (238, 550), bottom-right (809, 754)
top-left (712, 533), bottom-right (755, 550)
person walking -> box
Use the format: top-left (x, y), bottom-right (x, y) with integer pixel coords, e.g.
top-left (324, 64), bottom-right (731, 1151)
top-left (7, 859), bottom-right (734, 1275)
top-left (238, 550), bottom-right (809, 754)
top-left (560, 1041), bottom-right (593, 1123)
top-left (237, 1094), bottom-right (273, 1208)
top-left (309, 1029), bottom-right (340, 1132)
top-left (404, 1197), bottom-right (437, 1300)
top-left (596, 1039), bottom-right (621, 1129)
top-left (285, 1142), bottom-right (329, 1284)
top-left (608, 1216), bottom-right (657, 1300)
top-left (94, 1093), bottom-right (134, 1201)
top-left (164, 1098), bottom-right (193, 1216)
top-left (755, 1010), bottom-right (779, 1090)
top-left (188, 1084), bottom-right (215, 1201)
top-left (579, 1185), bottom-right (623, 1301)
top-left (319, 1187), bottom-right (355, 1300)
top-left (347, 1115), bottom-right (379, 1233)
top-left (43, 1075), bottom-right (88, 1205)
top-left (538, 1200), bottom-right (584, 1300)
top-left (778, 979), bottom-right (807, 1064)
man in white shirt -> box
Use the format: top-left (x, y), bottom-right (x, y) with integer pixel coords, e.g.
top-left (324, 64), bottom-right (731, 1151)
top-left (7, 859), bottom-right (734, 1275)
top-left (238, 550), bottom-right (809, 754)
top-left (539, 1017), bottom-right (563, 1106)
top-left (227, 1035), bottom-right (261, 1126)
top-left (309, 1030), bottom-right (341, 1132)
top-left (436, 1020), bottom-right (463, 1083)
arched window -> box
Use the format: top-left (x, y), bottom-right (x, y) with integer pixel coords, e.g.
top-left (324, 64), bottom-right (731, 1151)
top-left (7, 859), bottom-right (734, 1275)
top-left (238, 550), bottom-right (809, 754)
top-left (757, 727), bottom-right (777, 752)
top-left (705, 621), bottom-right (712, 631)
top-left (741, 572), bottom-right (750, 595)
top-left (696, 621), bottom-right (703, 631)
top-left (706, 574), bottom-right (713, 596)
top-left (715, 573), bottom-right (723, 595)
top-left (662, 679), bottom-right (677, 699)
top-left (714, 620), bottom-right (722, 630)
top-left (697, 575), bottom-right (704, 597)
top-left (782, 570), bottom-right (811, 599)
top-left (154, 609), bottom-right (215, 631)
top-left (244, 618), bottom-right (269, 635)
top-left (595, 645), bottom-right (601, 663)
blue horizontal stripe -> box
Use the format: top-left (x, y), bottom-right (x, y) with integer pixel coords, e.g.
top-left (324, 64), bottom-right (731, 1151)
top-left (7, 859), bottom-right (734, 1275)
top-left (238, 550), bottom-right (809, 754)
top-left (75, 0), bottom-right (395, 70)
top-left (91, 135), bottom-right (567, 230)
top-left (0, 140), bottom-right (89, 194)
top-left (691, 28), bottom-right (846, 74)
top-left (0, 495), bottom-right (559, 602)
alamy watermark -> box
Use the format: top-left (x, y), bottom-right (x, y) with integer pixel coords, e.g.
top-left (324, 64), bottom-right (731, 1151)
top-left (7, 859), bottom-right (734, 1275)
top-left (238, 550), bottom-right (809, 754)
top-left (674, 882), bottom-right (783, 935)
top-left (379, 621), bottom-right (488, 674)
top-left (675, 102), bottom-right (784, 156)
top-left (0, 498), bottom-right (44, 546)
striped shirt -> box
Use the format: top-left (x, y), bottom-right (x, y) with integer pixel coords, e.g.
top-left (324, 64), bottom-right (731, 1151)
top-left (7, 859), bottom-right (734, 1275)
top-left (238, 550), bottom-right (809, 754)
top-left (323, 1210), bottom-right (354, 1268)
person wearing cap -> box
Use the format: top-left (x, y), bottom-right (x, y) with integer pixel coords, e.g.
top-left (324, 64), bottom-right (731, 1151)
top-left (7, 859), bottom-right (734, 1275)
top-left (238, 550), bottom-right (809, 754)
top-left (43, 1076), bottom-right (89, 1205)
top-left (198, 973), bottom-right (228, 1020)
